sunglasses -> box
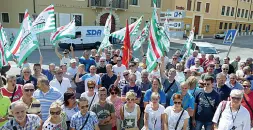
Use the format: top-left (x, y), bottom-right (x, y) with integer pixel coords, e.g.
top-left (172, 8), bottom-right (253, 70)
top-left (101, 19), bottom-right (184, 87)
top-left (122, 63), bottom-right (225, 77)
top-left (111, 92), bottom-right (117, 95)
top-left (23, 72), bottom-right (30, 73)
top-left (88, 87), bottom-right (94, 89)
top-left (243, 85), bottom-right (250, 88)
top-left (123, 73), bottom-right (129, 76)
top-left (231, 97), bottom-right (242, 101)
top-left (174, 101), bottom-right (182, 105)
top-left (129, 65), bottom-right (134, 67)
top-left (126, 98), bottom-right (135, 102)
top-left (24, 89), bottom-right (34, 92)
top-left (50, 111), bottom-right (61, 115)
top-left (80, 105), bottom-right (89, 109)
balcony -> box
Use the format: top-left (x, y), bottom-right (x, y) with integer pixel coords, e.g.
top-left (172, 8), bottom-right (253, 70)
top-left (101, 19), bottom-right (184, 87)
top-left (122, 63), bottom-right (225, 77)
top-left (90, 0), bottom-right (128, 10)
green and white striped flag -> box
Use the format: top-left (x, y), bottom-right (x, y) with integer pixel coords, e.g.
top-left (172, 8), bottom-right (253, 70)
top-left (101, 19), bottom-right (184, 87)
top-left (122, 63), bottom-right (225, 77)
top-left (32, 4), bottom-right (56, 34)
top-left (9, 10), bottom-right (39, 66)
top-left (111, 16), bottom-right (143, 41)
top-left (182, 27), bottom-right (195, 60)
top-left (0, 26), bottom-right (7, 68)
top-left (0, 23), bottom-right (12, 59)
top-left (98, 13), bottom-right (112, 52)
top-left (133, 22), bottom-right (150, 51)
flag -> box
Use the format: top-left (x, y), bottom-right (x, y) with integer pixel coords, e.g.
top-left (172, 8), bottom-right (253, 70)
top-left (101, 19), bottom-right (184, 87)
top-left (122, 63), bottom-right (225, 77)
top-left (122, 19), bottom-right (131, 68)
top-left (133, 22), bottom-right (150, 51)
top-left (0, 23), bottom-right (12, 59)
top-left (50, 17), bottom-right (76, 44)
top-left (182, 27), bottom-right (195, 60)
top-left (98, 13), bottom-right (112, 52)
top-left (111, 16), bottom-right (143, 41)
top-left (9, 10), bottom-right (39, 66)
top-left (0, 28), bottom-right (7, 68)
top-left (32, 4), bottom-right (56, 34)
top-left (146, 41), bottom-right (158, 72)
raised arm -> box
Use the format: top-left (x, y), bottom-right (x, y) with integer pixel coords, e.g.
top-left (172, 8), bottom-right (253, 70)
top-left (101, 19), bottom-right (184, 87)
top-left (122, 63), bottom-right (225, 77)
top-left (70, 45), bottom-right (75, 58)
top-left (39, 56), bottom-right (43, 65)
top-left (160, 56), bottom-right (166, 78)
top-left (54, 43), bottom-right (63, 59)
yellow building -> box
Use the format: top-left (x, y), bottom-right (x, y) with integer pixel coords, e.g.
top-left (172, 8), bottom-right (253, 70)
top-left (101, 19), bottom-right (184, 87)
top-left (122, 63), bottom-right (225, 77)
top-left (1, 0), bottom-right (253, 39)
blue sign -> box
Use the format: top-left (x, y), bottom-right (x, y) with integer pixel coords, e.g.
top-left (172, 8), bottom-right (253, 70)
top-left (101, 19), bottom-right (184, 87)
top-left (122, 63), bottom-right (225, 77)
top-left (223, 29), bottom-right (238, 45)
top-left (86, 30), bottom-right (102, 37)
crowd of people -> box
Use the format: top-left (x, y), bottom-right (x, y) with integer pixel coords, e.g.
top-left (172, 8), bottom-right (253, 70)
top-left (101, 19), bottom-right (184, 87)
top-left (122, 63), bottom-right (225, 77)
top-left (0, 44), bottom-right (253, 130)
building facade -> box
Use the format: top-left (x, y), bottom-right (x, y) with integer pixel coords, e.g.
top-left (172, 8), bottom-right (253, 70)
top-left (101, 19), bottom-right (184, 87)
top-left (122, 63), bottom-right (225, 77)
top-left (1, 0), bottom-right (253, 44)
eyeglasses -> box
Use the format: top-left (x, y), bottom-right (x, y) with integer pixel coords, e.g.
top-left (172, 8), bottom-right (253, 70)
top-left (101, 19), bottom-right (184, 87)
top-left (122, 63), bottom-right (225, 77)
top-left (123, 73), bottom-right (129, 77)
top-left (126, 98), bottom-right (135, 102)
top-left (80, 105), bottom-right (89, 109)
top-left (129, 65), bottom-right (134, 67)
top-left (174, 101), bottom-right (182, 105)
top-left (231, 97), bottom-right (242, 101)
top-left (88, 87), bottom-right (94, 89)
top-left (110, 92), bottom-right (117, 95)
top-left (243, 85), bottom-right (250, 88)
top-left (24, 89), bottom-right (34, 92)
top-left (50, 111), bottom-right (61, 115)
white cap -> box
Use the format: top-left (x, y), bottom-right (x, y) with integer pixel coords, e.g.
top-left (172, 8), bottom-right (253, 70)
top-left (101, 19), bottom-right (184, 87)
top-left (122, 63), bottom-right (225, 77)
top-left (70, 59), bottom-right (76, 63)
top-left (134, 58), bottom-right (140, 63)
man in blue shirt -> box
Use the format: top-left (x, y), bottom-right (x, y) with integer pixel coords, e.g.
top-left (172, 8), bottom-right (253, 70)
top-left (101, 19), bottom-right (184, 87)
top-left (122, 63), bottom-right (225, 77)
top-left (225, 73), bottom-right (243, 90)
top-left (214, 73), bottom-right (231, 101)
top-left (73, 50), bottom-right (96, 72)
top-left (186, 50), bottom-right (198, 69)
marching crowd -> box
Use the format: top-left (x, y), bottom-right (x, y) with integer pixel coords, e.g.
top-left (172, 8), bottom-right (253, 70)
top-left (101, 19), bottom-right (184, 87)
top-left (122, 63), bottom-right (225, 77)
top-left (0, 44), bottom-right (253, 130)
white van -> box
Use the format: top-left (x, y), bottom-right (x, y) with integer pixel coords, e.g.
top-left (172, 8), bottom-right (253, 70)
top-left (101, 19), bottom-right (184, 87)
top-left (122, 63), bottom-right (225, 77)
top-left (59, 26), bottom-right (104, 49)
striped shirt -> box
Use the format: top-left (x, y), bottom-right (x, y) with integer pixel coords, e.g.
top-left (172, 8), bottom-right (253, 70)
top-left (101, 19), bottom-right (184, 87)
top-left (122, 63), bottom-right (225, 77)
top-left (33, 87), bottom-right (62, 121)
top-left (20, 97), bottom-right (41, 115)
top-left (1, 114), bottom-right (41, 130)
top-left (70, 111), bottom-right (98, 130)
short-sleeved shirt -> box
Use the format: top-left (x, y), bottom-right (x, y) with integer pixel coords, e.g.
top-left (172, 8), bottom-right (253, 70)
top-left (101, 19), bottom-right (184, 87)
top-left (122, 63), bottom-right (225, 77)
top-left (0, 95), bottom-right (11, 127)
top-left (213, 84), bottom-right (231, 101)
top-left (136, 80), bottom-right (152, 107)
top-left (118, 79), bottom-right (129, 90)
top-left (162, 78), bottom-right (179, 107)
top-left (61, 105), bottom-right (79, 121)
top-left (80, 73), bottom-right (101, 92)
top-left (91, 102), bottom-right (115, 130)
top-left (170, 92), bottom-right (195, 110)
top-left (70, 111), bottom-right (99, 130)
top-left (121, 85), bottom-right (142, 99)
top-left (20, 97), bottom-right (41, 115)
top-left (112, 65), bottom-right (126, 79)
top-left (1, 114), bottom-right (41, 130)
top-left (241, 92), bottom-right (253, 120)
top-left (195, 89), bottom-right (220, 122)
top-left (0, 85), bottom-right (23, 102)
top-left (97, 66), bottom-right (106, 74)
top-left (74, 73), bottom-right (86, 94)
top-left (143, 89), bottom-right (166, 105)
top-left (101, 74), bottom-right (117, 90)
top-left (79, 58), bottom-right (96, 72)
top-left (49, 77), bottom-right (72, 95)
top-left (16, 76), bottom-right (37, 89)
top-left (145, 104), bottom-right (165, 129)
top-left (225, 81), bottom-right (243, 90)
top-left (42, 69), bottom-right (54, 81)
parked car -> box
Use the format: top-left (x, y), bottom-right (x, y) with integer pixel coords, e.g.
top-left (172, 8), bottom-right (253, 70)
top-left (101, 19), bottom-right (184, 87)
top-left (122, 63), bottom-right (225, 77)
top-left (214, 31), bottom-right (226, 39)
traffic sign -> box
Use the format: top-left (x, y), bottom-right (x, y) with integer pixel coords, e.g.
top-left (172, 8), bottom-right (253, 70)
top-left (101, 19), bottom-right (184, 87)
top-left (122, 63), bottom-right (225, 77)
top-left (223, 29), bottom-right (238, 45)
top-left (167, 11), bottom-right (185, 19)
top-left (166, 22), bottom-right (184, 29)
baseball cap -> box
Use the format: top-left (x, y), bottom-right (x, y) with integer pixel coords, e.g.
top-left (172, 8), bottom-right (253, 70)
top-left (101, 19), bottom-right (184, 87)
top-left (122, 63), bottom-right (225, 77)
top-left (70, 59), bottom-right (76, 63)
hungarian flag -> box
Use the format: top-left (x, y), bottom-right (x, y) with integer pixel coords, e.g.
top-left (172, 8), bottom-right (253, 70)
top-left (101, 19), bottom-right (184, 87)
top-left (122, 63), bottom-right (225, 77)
top-left (98, 13), bottom-right (112, 52)
top-left (0, 23), bottom-right (12, 59)
top-left (9, 9), bottom-right (39, 66)
top-left (182, 27), bottom-right (195, 60)
top-left (32, 4), bottom-right (56, 34)
top-left (111, 16), bottom-right (143, 41)
top-left (50, 17), bottom-right (76, 44)
top-left (122, 19), bottom-right (131, 68)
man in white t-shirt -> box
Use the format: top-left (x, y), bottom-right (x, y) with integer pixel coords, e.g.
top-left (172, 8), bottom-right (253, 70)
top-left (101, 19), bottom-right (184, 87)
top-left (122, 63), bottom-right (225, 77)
top-left (112, 57), bottom-right (126, 79)
top-left (190, 58), bottom-right (204, 76)
top-left (49, 67), bottom-right (72, 95)
top-left (75, 65), bottom-right (102, 92)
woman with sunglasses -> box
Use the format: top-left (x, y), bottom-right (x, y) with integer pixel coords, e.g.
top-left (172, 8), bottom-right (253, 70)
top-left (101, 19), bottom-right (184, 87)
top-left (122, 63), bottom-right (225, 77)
top-left (143, 92), bottom-right (165, 130)
top-left (241, 80), bottom-right (253, 127)
top-left (106, 85), bottom-right (123, 130)
top-left (120, 91), bottom-right (140, 130)
top-left (62, 92), bottom-right (79, 129)
top-left (43, 100), bottom-right (67, 130)
top-left (80, 80), bottom-right (99, 110)
top-left (164, 94), bottom-right (189, 130)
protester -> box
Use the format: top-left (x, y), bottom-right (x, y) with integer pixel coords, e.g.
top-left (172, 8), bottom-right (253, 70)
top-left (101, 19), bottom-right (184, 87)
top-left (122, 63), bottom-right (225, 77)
top-left (33, 77), bottom-right (62, 121)
top-left (90, 49), bottom-right (97, 60)
top-left (246, 57), bottom-right (253, 72)
top-left (198, 53), bottom-right (206, 65)
top-left (231, 56), bottom-right (241, 72)
top-left (186, 50), bottom-right (198, 69)
top-left (33, 63), bottom-right (46, 79)
top-left (139, 55), bottom-right (147, 70)
top-left (1, 75), bottom-right (23, 102)
top-left (175, 63), bottom-right (185, 83)
top-left (55, 44), bottom-right (72, 66)
top-left (60, 63), bottom-right (73, 80)
top-left (41, 63), bottom-right (55, 82)
top-left (221, 64), bottom-right (230, 82)
top-left (120, 91), bottom-right (140, 130)
top-left (214, 73), bottom-right (231, 101)
top-left (74, 64), bottom-right (87, 98)
top-left (202, 54), bottom-right (215, 72)
top-left (143, 78), bottom-right (166, 107)
top-left (214, 58), bottom-right (222, 75)
top-left (236, 62), bottom-right (246, 80)
top-left (101, 64), bottom-right (117, 90)
top-left (62, 92), bottom-right (79, 129)
top-left (186, 76), bottom-right (200, 97)
top-left (199, 64), bottom-right (215, 87)
top-left (112, 56), bottom-right (127, 79)
top-left (114, 70), bottom-right (130, 90)
top-left (1, 101), bottom-right (42, 129)
top-left (166, 54), bottom-right (178, 70)
top-left (97, 57), bottom-right (107, 74)
top-left (76, 50), bottom-right (96, 72)
top-left (70, 97), bottom-right (99, 130)
top-left (67, 59), bottom-right (78, 77)
top-left (110, 54), bottom-right (118, 65)
top-left (121, 73), bottom-right (142, 104)
top-left (80, 80), bottom-right (99, 110)
top-left (16, 67), bottom-right (37, 88)
top-left (129, 62), bottom-right (141, 81)
top-left (190, 58), bottom-right (204, 76)
top-left (0, 92), bottom-right (11, 127)
top-left (164, 94), bottom-right (189, 130)
top-left (223, 57), bottom-right (235, 74)
top-left (149, 64), bottom-right (161, 81)
top-left (49, 67), bottom-right (72, 95)
top-left (91, 87), bottom-right (115, 130)
top-left (212, 89), bottom-right (251, 130)
top-left (106, 85), bottom-right (123, 130)
top-left (20, 83), bottom-right (41, 115)
top-left (94, 54), bottom-right (101, 66)
top-left (43, 100), bottom-right (67, 130)
top-left (225, 73), bottom-right (243, 90)
top-left (105, 53), bottom-right (112, 64)
top-left (143, 92), bottom-right (165, 130)
top-left (241, 80), bottom-right (253, 127)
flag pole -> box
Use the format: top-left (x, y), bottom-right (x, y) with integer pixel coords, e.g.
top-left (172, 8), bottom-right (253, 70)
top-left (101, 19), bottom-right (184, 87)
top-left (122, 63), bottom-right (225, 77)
top-left (38, 45), bottom-right (42, 56)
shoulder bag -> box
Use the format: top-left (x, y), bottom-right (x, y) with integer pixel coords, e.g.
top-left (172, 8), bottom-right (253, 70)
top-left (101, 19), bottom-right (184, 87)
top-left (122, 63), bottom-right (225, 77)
top-left (79, 112), bottom-right (90, 130)
top-left (243, 95), bottom-right (253, 114)
top-left (88, 92), bottom-right (96, 110)
top-left (175, 110), bottom-right (184, 130)
top-left (164, 80), bottom-right (176, 94)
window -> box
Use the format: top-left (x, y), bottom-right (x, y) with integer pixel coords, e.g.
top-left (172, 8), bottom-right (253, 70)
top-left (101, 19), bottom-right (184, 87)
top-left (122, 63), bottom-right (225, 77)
top-left (241, 9), bottom-right (244, 18)
top-left (229, 23), bottom-right (232, 29)
top-left (219, 22), bottom-right (223, 29)
top-left (187, 0), bottom-right (192, 11)
top-left (205, 3), bottom-right (210, 13)
top-left (235, 24), bottom-right (238, 29)
top-left (231, 7), bottom-right (234, 16)
top-left (196, 2), bottom-right (201, 11)
top-left (237, 8), bottom-right (241, 17)
top-left (224, 23), bottom-right (228, 29)
top-left (1, 13), bottom-right (9, 23)
top-left (130, 0), bottom-right (138, 6)
top-left (245, 10), bottom-right (248, 18)
top-left (205, 25), bottom-right (210, 32)
top-left (19, 13), bottom-right (25, 23)
top-left (243, 24), bottom-right (246, 30)
top-left (73, 15), bottom-right (82, 26)
top-left (130, 17), bottom-right (137, 24)
top-left (151, 0), bottom-right (161, 8)
top-left (221, 6), bottom-right (225, 15)
top-left (226, 7), bottom-right (230, 16)
top-left (251, 11), bottom-right (253, 19)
